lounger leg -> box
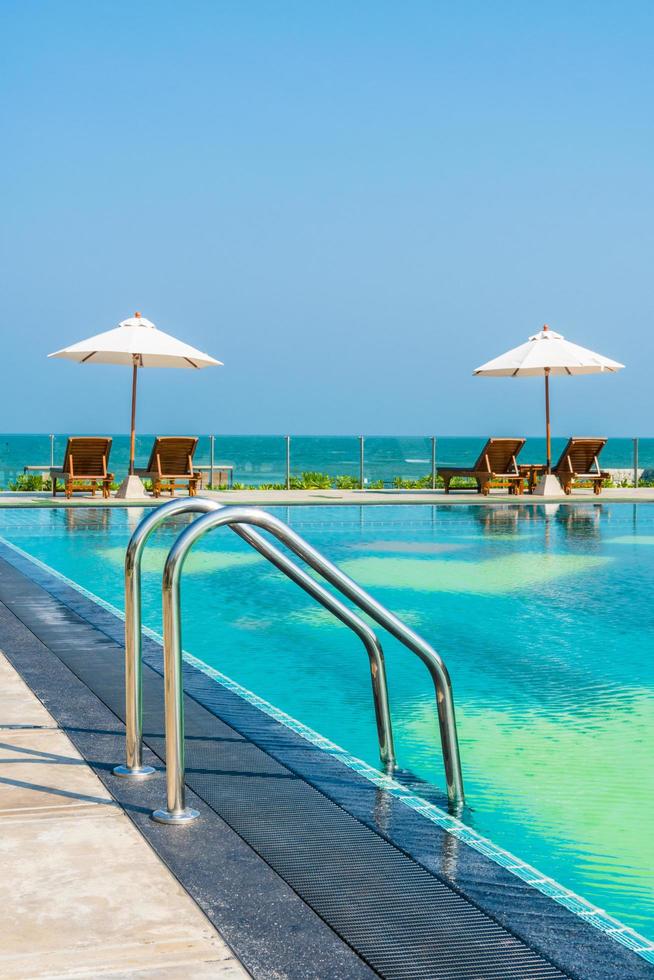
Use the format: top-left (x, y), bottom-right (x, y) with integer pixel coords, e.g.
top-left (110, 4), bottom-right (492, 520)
top-left (65, 480), bottom-right (72, 500)
top-left (52, 478), bottom-right (57, 498)
top-left (444, 478), bottom-right (451, 494)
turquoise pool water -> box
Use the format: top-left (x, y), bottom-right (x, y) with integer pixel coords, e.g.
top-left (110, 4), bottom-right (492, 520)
top-left (1, 502), bottom-right (652, 939)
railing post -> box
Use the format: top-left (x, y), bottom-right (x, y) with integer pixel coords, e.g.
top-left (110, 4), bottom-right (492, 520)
top-left (359, 435), bottom-right (365, 489)
top-left (209, 435), bottom-right (215, 489)
top-left (113, 498), bottom-right (221, 780)
top-left (152, 545), bottom-right (200, 823)
top-left (431, 436), bottom-right (436, 490)
top-left (50, 433), bottom-right (55, 468)
top-left (285, 435), bottom-right (291, 490)
top-left (633, 437), bottom-right (639, 489)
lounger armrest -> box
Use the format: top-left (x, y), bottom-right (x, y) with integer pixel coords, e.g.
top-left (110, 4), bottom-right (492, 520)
top-left (50, 469), bottom-right (113, 480)
top-left (135, 469), bottom-right (195, 479)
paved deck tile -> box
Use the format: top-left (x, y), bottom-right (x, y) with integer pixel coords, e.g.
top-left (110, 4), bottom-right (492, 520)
top-left (0, 652), bottom-right (250, 980)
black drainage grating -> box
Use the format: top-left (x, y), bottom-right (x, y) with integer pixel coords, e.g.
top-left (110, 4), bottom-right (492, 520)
top-left (155, 734), bottom-right (568, 980)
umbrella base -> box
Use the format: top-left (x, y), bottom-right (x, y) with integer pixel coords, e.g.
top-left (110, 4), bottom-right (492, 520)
top-left (532, 474), bottom-right (564, 496)
top-left (115, 475), bottom-right (149, 499)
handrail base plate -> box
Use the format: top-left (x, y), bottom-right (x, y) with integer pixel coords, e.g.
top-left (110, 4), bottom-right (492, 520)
top-left (113, 764), bottom-right (156, 779)
top-left (151, 807), bottom-right (200, 825)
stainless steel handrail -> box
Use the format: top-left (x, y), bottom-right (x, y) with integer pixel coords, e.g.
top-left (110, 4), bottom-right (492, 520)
top-left (113, 498), bottom-right (221, 778)
top-left (153, 505), bottom-right (464, 824)
top-left (114, 498), bottom-right (395, 780)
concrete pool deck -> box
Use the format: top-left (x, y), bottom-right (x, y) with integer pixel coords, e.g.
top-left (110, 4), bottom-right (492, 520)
top-left (1, 486), bottom-right (654, 507)
top-left (0, 651), bottom-right (249, 979)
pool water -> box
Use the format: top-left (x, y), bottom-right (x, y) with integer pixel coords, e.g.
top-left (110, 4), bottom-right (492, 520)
top-left (1, 502), bottom-right (652, 939)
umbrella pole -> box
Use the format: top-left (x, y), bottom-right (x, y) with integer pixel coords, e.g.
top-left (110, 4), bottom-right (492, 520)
top-left (545, 368), bottom-right (551, 473)
top-left (115, 361), bottom-right (147, 499)
top-left (129, 362), bottom-right (138, 475)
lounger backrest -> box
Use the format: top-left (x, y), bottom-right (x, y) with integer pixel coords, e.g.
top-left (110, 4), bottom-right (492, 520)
top-left (61, 437), bottom-right (112, 476)
top-left (146, 437), bottom-right (198, 476)
top-left (473, 438), bottom-right (526, 473)
top-left (554, 438), bottom-right (607, 474)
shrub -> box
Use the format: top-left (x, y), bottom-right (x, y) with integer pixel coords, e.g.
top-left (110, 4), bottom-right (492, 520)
top-left (392, 473), bottom-right (442, 489)
top-left (10, 474), bottom-right (52, 491)
top-left (336, 474), bottom-right (361, 489)
top-left (290, 471), bottom-right (333, 489)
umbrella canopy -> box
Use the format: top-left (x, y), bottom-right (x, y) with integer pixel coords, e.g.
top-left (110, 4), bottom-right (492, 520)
top-left (49, 313), bottom-right (222, 369)
top-left (474, 325), bottom-right (624, 473)
top-left (49, 312), bottom-right (222, 477)
top-left (473, 325), bottom-right (624, 377)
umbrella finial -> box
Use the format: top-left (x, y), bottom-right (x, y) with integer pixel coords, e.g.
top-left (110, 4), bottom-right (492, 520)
top-left (134, 311), bottom-right (141, 318)
top-left (543, 323), bottom-right (549, 331)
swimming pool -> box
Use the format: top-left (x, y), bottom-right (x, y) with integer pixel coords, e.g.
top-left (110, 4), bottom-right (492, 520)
top-left (1, 502), bottom-right (652, 941)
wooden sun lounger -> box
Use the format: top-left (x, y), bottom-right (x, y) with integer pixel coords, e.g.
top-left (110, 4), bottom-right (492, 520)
top-left (555, 437), bottom-right (609, 494)
top-left (50, 437), bottom-right (114, 499)
top-left (439, 438), bottom-right (526, 496)
top-left (521, 438), bottom-right (609, 494)
top-left (135, 437), bottom-right (200, 497)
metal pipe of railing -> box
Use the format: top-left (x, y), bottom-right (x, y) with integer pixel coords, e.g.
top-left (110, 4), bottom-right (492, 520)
top-left (233, 524), bottom-right (395, 772)
top-left (153, 506), bottom-right (463, 823)
top-left (235, 510), bottom-right (463, 805)
top-left (115, 498), bottom-right (395, 780)
top-left (113, 498), bottom-right (220, 778)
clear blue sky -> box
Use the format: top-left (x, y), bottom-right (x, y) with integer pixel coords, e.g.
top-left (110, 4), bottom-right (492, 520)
top-left (1, 1), bottom-right (651, 436)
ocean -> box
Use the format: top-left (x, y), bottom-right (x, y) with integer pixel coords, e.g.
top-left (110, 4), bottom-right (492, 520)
top-left (1, 434), bottom-right (651, 488)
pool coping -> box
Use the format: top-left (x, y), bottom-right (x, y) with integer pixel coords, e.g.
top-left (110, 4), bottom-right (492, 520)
top-left (0, 532), bottom-right (652, 979)
top-left (2, 488), bottom-right (654, 507)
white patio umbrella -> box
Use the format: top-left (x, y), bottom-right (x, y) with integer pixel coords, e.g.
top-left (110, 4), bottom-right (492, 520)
top-left (49, 312), bottom-right (222, 496)
top-left (474, 324), bottom-right (624, 492)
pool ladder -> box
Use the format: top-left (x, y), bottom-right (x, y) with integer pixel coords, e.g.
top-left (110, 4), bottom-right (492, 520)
top-left (113, 498), bottom-right (464, 821)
